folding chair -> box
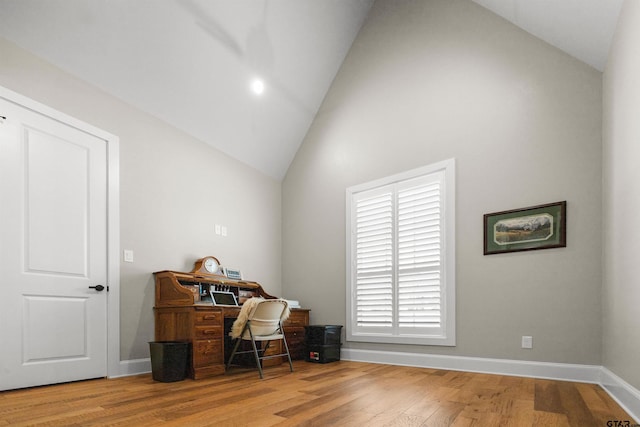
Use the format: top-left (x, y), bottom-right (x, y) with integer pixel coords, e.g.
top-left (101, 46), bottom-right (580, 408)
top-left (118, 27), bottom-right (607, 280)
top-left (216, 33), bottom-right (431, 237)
top-left (226, 298), bottom-right (293, 379)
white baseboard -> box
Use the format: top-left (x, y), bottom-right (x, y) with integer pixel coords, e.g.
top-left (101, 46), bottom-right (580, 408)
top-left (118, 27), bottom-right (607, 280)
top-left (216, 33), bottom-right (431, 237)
top-left (600, 368), bottom-right (640, 423)
top-left (109, 358), bottom-right (151, 378)
top-left (342, 348), bottom-right (601, 383)
top-left (342, 348), bottom-right (640, 423)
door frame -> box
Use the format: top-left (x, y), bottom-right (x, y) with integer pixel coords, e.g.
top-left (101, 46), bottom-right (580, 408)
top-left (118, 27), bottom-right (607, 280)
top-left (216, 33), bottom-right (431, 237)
top-left (0, 85), bottom-right (121, 379)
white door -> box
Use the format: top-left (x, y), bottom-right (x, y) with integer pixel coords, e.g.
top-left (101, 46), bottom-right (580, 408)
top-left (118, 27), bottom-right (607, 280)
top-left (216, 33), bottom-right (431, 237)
top-left (0, 96), bottom-right (108, 391)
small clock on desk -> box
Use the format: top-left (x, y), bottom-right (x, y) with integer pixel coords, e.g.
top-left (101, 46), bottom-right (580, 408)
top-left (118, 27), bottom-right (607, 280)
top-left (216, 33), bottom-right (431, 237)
top-left (191, 256), bottom-right (221, 275)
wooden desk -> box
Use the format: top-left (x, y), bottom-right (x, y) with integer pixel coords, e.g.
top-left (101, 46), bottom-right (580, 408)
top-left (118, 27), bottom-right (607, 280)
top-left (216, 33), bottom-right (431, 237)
top-left (153, 270), bottom-right (309, 379)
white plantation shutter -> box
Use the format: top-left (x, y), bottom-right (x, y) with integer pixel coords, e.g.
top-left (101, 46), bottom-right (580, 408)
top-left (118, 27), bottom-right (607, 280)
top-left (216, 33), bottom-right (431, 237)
top-left (397, 177), bottom-right (442, 330)
top-left (354, 190), bottom-right (393, 330)
top-left (347, 159), bottom-right (455, 346)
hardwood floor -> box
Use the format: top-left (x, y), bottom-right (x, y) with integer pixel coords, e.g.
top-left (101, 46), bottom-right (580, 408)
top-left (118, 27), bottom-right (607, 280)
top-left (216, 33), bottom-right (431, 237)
top-left (0, 360), bottom-right (634, 426)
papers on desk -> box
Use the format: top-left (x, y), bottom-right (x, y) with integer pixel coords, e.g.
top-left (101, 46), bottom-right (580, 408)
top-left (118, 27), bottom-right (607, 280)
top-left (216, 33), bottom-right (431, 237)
top-left (285, 299), bottom-right (300, 308)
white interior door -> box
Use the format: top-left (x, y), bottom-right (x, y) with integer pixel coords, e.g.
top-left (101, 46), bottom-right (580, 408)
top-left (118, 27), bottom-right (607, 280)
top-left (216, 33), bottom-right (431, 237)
top-left (0, 96), bottom-right (109, 391)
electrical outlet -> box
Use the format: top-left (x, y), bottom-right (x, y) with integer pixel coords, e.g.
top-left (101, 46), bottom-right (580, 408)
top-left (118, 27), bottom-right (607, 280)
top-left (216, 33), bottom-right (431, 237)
top-left (522, 335), bottom-right (533, 349)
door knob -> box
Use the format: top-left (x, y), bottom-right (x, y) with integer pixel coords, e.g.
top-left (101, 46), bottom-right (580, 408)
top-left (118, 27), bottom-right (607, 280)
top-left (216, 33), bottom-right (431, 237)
top-left (89, 285), bottom-right (105, 291)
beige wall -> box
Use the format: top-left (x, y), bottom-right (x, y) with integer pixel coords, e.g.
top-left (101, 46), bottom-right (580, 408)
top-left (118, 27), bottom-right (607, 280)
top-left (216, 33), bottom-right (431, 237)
top-left (283, 0), bottom-right (603, 364)
top-left (603, 0), bottom-right (640, 390)
top-left (0, 37), bottom-right (282, 360)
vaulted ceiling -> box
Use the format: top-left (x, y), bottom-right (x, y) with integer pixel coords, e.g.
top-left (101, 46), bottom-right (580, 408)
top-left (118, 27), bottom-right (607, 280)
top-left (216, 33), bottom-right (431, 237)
top-left (471, 0), bottom-right (623, 71)
top-left (0, 0), bottom-right (623, 180)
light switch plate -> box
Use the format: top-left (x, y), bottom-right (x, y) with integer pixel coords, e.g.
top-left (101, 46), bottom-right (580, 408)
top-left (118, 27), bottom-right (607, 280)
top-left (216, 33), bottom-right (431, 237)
top-left (123, 249), bottom-right (134, 263)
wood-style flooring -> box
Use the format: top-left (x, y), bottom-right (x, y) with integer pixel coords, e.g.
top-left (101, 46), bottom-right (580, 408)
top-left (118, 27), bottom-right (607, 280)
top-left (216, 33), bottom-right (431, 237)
top-left (0, 360), bottom-right (634, 426)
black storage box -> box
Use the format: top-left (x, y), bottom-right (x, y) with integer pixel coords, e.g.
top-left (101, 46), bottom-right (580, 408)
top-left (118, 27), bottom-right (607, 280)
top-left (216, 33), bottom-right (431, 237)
top-left (304, 325), bottom-right (342, 363)
top-left (305, 344), bottom-right (341, 363)
top-left (304, 325), bottom-right (342, 346)
top-left (148, 341), bottom-right (189, 382)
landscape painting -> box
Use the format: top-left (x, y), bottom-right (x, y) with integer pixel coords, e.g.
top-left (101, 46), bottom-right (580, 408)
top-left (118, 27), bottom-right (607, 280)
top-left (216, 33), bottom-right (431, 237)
top-left (484, 201), bottom-right (566, 255)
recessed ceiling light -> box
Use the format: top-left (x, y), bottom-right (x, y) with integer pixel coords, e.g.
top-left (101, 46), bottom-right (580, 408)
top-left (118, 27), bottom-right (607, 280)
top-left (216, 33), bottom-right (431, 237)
top-left (250, 78), bottom-right (265, 96)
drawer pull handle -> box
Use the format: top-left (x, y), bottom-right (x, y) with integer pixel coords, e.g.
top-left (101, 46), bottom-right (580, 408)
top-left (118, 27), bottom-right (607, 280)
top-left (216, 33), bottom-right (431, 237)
top-left (203, 315), bottom-right (217, 320)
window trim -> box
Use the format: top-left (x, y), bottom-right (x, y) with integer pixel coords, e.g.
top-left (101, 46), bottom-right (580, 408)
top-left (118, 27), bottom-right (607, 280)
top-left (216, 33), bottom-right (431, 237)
top-left (346, 158), bottom-right (456, 346)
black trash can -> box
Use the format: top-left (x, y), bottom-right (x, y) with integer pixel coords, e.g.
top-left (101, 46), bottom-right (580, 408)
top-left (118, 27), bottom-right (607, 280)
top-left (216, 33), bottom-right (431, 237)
top-left (148, 341), bottom-right (189, 382)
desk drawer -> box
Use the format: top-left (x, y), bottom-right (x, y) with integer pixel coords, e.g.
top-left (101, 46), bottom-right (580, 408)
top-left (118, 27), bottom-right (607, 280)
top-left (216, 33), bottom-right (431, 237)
top-left (285, 326), bottom-right (305, 343)
top-left (195, 325), bottom-right (223, 339)
top-left (285, 327), bottom-right (306, 360)
top-left (285, 311), bottom-right (309, 327)
top-left (193, 339), bottom-right (223, 367)
top-left (195, 310), bottom-right (222, 325)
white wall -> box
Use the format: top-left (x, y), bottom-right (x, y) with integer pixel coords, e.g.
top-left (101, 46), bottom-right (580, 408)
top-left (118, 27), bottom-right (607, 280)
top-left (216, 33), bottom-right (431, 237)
top-left (603, 0), bottom-right (640, 390)
top-left (283, 0), bottom-right (603, 364)
top-left (0, 37), bottom-right (282, 360)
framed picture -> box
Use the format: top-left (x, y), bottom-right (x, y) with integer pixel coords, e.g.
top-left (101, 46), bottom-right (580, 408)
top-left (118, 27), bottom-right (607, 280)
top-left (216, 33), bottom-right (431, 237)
top-left (484, 201), bottom-right (566, 255)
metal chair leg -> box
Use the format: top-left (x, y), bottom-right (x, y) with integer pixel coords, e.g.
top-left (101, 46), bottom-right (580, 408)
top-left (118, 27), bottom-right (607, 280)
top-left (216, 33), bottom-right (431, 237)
top-left (249, 333), bottom-right (264, 379)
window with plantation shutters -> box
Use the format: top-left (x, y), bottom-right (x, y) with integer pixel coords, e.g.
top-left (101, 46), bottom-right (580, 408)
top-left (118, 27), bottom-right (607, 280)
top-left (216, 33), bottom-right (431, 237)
top-left (346, 159), bottom-right (456, 346)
